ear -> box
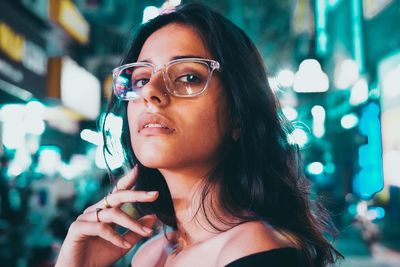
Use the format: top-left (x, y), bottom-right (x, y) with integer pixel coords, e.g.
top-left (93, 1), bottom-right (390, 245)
top-left (232, 120), bottom-right (240, 141)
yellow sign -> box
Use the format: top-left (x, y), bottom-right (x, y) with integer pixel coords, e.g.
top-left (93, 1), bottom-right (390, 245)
top-left (0, 22), bottom-right (24, 62)
top-left (49, 0), bottom-right (89, 44)
top-left (0, 21), bottom-right (47, 76)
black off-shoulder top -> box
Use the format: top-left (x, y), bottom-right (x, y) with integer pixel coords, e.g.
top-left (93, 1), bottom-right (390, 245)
top-left (224, 247), bottom-right (309, 267)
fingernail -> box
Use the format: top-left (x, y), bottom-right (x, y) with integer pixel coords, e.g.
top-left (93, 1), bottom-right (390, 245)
top-left (123, 241), bottom-right (132, 248)
top-left (146, 191), bottom-right (158, 196)
top-left (142, 226), bottom-right (153, 234)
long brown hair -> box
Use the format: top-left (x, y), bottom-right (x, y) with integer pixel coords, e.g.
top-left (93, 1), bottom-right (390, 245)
top-left (105, 3), bottom-right (343, 266)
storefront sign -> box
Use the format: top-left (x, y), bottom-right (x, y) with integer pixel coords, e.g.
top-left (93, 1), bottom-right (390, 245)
top-left (49, 0), bottom-right (90, 44)
top-left (0, 2), bottom-right (48, 99)
top-left (61, 57), bottom-right (100, 120)
top-left (0, 22), bottom-right (47, 77)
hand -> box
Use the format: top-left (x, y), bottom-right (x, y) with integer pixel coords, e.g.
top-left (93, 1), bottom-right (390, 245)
top-left (55, 166), bottom-right (159, 267)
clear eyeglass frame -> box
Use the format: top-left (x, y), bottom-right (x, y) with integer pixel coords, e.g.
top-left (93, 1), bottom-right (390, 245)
top-left (111, 57), bottom-right (221, 101)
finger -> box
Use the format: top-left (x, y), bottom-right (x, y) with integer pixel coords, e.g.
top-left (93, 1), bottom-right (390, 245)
top-left (83, 190), bottom-right (159, 213)
top-left (78, 208), bottom-right (154, 236)
top-left (123, 215), bottom-right (158, 244)
top-left (69, 220), bottom-right (132, 249)
top-left (112, 165), bottom-right (139, 193)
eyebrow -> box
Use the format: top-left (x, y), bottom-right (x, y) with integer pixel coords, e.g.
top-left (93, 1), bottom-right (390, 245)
top-left (138, 55), bottom-right (207, 63)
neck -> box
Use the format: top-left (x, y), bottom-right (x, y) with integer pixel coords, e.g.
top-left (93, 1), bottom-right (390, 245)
top-left (159, 167), bottom-right (222, 248)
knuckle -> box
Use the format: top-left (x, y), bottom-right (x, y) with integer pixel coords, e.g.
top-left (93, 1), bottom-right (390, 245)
top-left (98, 223), bottom-right (109, 232)
top-left (76, 214), bottom-right (85, 221)
top-left (83, 203), bottom-right (97, 214)
top-left (69, 221), bottom-right (80, 232)
top-left (110, 208), bottom-right (123, 217)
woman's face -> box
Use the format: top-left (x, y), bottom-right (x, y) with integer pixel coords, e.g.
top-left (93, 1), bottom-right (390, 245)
top-left (127, 23), bottom-right (229, 174)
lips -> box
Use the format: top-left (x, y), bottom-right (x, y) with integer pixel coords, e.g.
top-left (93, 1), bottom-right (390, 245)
top-left (138, 113), bottom-right (175, 134)
top-left (143, 123), bottom-right (169, 129)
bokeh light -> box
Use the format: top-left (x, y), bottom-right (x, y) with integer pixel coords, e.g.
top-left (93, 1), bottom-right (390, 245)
top-left (143, 6), bottom-right (160, 23)
top-left (293, 59), bottom-right (329, 93)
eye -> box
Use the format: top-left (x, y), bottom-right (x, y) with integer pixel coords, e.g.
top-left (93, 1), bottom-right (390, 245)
top-left (133, 79), bottom-right (150, 88)
top-left (176, 74), bottom-right (201, 83)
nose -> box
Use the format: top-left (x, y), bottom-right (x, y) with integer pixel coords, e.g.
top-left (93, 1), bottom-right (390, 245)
top-left (141, 71), bottom-right (170, 107)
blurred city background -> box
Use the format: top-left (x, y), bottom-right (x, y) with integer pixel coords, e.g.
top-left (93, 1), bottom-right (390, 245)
top-left (0, 0), bottom-right (399, 266)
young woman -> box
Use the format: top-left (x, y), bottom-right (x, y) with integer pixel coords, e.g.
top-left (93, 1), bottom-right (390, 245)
top-left (56, 3), bottom-right (342, 267)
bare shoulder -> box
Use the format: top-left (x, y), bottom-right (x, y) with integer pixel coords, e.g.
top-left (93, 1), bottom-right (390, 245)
top-left (131, 231), bottom-right (176, 267)
top-left (216, 220), bottom-right (297, 266)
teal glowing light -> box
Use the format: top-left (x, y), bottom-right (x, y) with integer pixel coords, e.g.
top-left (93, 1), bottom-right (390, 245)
top-left (324, 162), bottom-right (335, 174)
top-left (348, 203), bottom-right (357, 215)
top-left (353, 103), bottom-right (383, 199)
top-left (307, 162), bottom-right (324, 175)
top-left (328, 0), bottom-right (342, 9)
top-left (341, 113), bottom-right (359, 129)
top-left (366, 206), bottom-right (385, 221)
top-left (351, 0), bottom-right (365, 73)
top-left (8, 188), bottom-right (21, 211)
top-left (315, 0), bottom-right (328, 56)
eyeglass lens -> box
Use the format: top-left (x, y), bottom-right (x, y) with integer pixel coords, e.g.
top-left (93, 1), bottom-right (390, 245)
top-left (114, 61), bottom-right (211, 100)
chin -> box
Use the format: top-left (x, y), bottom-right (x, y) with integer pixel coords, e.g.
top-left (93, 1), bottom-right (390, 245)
top-left (139, 161), bottom-right (164, 169)
top-left (135, 153), bottom-right (171, 169)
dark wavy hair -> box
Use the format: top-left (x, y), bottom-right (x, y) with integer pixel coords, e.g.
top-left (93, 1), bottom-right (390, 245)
top-left (104, 3), bottom-right (342, 266)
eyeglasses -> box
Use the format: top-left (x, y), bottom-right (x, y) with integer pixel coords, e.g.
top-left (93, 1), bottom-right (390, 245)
top-left (112, 57), bottom-right (220, 100)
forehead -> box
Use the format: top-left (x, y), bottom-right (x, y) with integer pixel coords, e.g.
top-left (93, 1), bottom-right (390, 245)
top-left (138, 23), bottom-right (212, 62)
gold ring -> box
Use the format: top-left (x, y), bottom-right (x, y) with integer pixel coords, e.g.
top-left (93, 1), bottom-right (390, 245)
top-left (103, 195), bottom-right (112, 208)
top-left (95, 208), bottom-right (102, 222)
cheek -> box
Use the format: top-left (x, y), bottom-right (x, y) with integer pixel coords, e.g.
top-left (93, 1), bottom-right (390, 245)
top-left (126, 103), bottom-right (138, 133)
top-left (202, 94), bottom-right (230, 139)
top-left (181, 87), bottom-right (230, 153)
top-left (126, 103), bottom-right (141, 148)
top-left (184, 104), bottom-right (228, 153)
